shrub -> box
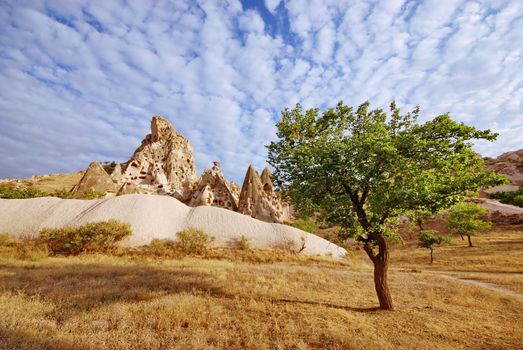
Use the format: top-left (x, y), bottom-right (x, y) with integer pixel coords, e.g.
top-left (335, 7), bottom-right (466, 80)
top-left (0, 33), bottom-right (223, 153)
top-left (40, 220), bottom-right (132, 255)
top-left (82, 189), bottom-right (106, 199)
top-left (14, 242), bottom-right (49, 261)
top-left (52, 188), bottom-right (75, 199)
top-left (0, 185), bottom-right (48, 199)
top-left (238, 235), bottom-right (251, 250)
top-left (418, 230), bottom-right (451, 263)
top-left (176, 227), bottom-right (214, 255)
top-left (490, 186), bottom-right (523, 208)
top-left (146, 238), bottom-right (180, 257)
top-left (285, 217), bottom-right (319, 233)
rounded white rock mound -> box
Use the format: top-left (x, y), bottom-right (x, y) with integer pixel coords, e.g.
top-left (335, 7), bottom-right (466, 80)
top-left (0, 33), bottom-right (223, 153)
top-left (0, 194), bottom-right (346, 258)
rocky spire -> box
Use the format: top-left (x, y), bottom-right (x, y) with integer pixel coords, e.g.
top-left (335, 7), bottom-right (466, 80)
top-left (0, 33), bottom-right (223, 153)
top-left (189, 161), bottom-right (240, 210)
top-left (238, 165), bottom-right (290, 223)
top-left (71, 161), bottom-right (117, 197)
top-left (122, 116), bottom-right (197, 201)
top-left (238, 165), bottom-right (264, 214)
top-left (260, 167), bottom-right (273, 193)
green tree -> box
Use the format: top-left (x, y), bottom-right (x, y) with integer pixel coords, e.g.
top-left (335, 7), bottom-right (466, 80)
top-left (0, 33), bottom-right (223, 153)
top-left (418, 230), bottom-right (451, 263)
top-left (446, 202), bottom-right (491, 247)
top-left (267, 101), bottom-right (506, 310)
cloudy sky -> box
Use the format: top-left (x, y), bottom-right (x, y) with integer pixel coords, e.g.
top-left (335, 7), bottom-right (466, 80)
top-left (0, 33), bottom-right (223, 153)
top-left (0, 0), bottom-right (522, 183)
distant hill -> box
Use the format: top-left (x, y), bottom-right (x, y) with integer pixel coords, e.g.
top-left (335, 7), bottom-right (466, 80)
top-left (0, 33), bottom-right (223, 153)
top-left (484, 149), bottom-right (523, 194)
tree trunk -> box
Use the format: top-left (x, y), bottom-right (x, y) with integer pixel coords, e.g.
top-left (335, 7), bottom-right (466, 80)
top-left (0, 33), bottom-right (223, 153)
top-left (417, 218), bottom-right (424, 231)
top-left (467, 235), bottom-right (473, 247)
top-left (459, 233), bottom-right (464, 240)
top-left (365, 233), bottom-right (394, 310)
top-left (430, 248), bottom-right (433, 264)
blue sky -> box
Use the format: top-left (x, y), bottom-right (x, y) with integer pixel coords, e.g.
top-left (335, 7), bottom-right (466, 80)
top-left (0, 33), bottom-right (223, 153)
top-left (0, 0), bottom-right (522, 183)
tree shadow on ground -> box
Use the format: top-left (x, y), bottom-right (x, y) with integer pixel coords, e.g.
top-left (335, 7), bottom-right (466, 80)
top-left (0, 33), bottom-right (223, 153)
top-left (0, 328), bottom-right (89, 350)
top-left (0, 262), bottom-right (223, 321)
top-left (0, 260), bottom-right (380, 325)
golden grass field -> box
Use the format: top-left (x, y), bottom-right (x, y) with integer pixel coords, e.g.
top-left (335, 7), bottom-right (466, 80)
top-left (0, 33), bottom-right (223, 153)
top-left (0, 230), bottom-right (522, 349)
top-left (0, 171), bottom-right (83, 193)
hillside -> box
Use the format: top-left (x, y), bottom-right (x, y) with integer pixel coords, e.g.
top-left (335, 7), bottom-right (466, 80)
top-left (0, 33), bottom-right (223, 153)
top-left (0, 171), bottom-right (84, 193)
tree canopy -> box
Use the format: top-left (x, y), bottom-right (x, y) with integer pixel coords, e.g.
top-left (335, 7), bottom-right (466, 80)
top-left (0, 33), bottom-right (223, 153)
top-left (267, 101), bottom-right (506, 310)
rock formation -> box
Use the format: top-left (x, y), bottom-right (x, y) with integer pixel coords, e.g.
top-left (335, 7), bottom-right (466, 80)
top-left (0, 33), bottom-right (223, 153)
top-left (71, 161), bottom-right (117, 197)
top-left (189, 161), bottom-right (240, 211)
top-left (121, 116), bottom-right (197, 201)
top-left (483, 149), bottom-right (523, 194)
top-left (110, 163), bottom-right (123, 183)
top-left (238, 165), bottom-right (289, 223)
top-left (72, 115), bottom-right (289, 222)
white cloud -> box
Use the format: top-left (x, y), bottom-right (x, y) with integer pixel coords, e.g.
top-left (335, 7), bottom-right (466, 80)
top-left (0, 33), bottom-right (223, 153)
top-left (0, 0), bottom-right (522, 183)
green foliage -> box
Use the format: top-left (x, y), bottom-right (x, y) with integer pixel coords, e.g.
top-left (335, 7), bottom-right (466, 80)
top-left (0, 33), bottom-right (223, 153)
top-left (418, 230), bottom-right (451, 263)
top-left (418, 230), bottom-right (451, 249)
top-left (52, 188), bottom-right (75, 199)
top-left (81, 189), bottom-right (106, 199)
top-left (40, 220), bottom-right (132, 255)
top-left (0, 185), bottom-right (48, 199)
top-left (286, 217), bottom-right (319, 233)
top-left (145, 239), bottom-right (180, 257)
top-left (0, 233), bottom-right (11, 246)
top-left (0, 184), bottom-right (104, 200)
top-left (175, 227), bottom-right (214, 255)
top-left (490, 186), bottom-right (523, 208)
top-left (446, 202), bottom-right (491, 238)
top-left (238, 235), bottom-right (251, 250)
top-left (267, 100), bottom-right (506, 241)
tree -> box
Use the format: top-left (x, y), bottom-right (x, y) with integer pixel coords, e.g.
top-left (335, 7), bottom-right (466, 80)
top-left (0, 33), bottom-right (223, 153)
top-left (446, 202), bottom-right (491, 247)
top-left (418, 230), bottom-right (451, 263)
top-left (267, 101), bottom-right (506, 310)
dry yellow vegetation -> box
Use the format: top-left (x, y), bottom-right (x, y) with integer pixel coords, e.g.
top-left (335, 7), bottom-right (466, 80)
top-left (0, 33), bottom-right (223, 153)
top-left (0, 230), bottom-right (521, 349)
top-left (0, 171), bottom-right (83, 193)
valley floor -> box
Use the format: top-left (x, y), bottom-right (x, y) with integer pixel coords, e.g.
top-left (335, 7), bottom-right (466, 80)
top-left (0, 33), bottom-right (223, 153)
top-left (0, 231), bottom-right (522, 350)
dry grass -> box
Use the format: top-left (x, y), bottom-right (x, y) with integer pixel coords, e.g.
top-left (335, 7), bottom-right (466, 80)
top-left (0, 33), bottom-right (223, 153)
top-left (390, 230), bottom-right (523, 295)
top-left (0, 231), bottom-right (522, 349)
top-left (1, 171), bottom-right (83, 193)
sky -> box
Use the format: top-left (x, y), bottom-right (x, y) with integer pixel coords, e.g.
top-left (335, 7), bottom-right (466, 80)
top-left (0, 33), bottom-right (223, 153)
top-left (0, 0), bottom-right (522, 184)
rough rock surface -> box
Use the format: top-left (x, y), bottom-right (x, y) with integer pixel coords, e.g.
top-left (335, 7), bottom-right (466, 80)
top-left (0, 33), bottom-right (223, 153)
top-left (238, 165), bottom-right (290, 223)
top-left (484, 149), bottom-right (523, 194)
top-left (122, 116), bottom-right (197, 201)
top-left (71, 162), bottom-right (117, 197)
top-left (110, 163), bottom-right (123, 183)
top-left (0, 195), bottom-right (346, 258)
top-left (189, 161), bottom-right (240, 210)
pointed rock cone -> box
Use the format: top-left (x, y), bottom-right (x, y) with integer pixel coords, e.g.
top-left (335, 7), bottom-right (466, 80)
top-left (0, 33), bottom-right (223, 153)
top-left (110, 163), bottom-right (123, 182)
top-left (72, 162), bottom-right (117, 197)
top-left (260, 167), bottom-right (273, 193)
top-left (238, 165), bottom-right (264, 216)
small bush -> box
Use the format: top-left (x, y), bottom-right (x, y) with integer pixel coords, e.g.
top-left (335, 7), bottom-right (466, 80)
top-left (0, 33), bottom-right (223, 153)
top-left (285, 217), bottom-right (319, 233)
top-left (14, 242), bottom-right (49, 261)
top-left (53, 188), bottom-right (75, 199)
top-left (238, 235), bottom-right (251, 250)
top-left (176, 227), bottom-right (214, 255)
top-left (40, 220), bottom-right (132, 255)
top-left (490, 186), bottom-right (523, 208)
top-left (146, 239), bottom-right (181, 258)
top-left (82, 189), bottom-right (106, 199)
top-left (0, 185), bottom-right (48, 199)
top-left (0, 233), bottom-right (11, 246)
